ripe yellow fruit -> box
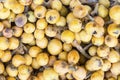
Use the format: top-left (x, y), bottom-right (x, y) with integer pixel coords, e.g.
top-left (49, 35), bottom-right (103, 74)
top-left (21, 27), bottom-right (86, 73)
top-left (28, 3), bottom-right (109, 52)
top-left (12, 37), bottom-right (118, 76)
top-left (105, 35), bottom-right (118, 47)
top-left (108, 49), bottom-right (120, 63)
top-left (0, 8), bottom-right (10, 19)
top-left (36, 53), bottom-right (49, 66)
top-left (101, 59), bottom-right (111, 71)
top-left (19, 0), bottom-right (32, 5)
top-left (85, 56), bottom-right (103, 71)
top-left (0, 62), bottom-right (4, 74)
top-left (34, 29), bottom-right (45, 40)
top-left (72, 66), bottom-right (87, 80)
top-left (1, 50), bottom-right (12, 62)
top-left (36, 18), bottom-right (48, 29)
top-left (98, 5), bottom-right (108, 18)
top-left (69, 0), bottom-right (81, 10)
top-left (36, 37), bottom-right (48, 49)
top-left (8, 37), bottom-right (19, 50)
top-left (94, 16), bottom-right (104, 27)
top-left (33, 0), bottom-right (44, 5)
top-left (56, 16), bottom-right (66, 27)
top-left (34, 6), bottom-right (47, 18)
top-left (92, 36), bottom-right (104, 46)
top-left (67, 50), bottom-right (80, 64)
top-left (61, 30), bottom-right (75, 43)
top-left (47, 39), bottom-right (62, 55)
top-left (12, 54), bottom-right (25, 67)
top-left (109, 5), bottom-right (120, 24)
top-left (24, 54), bottom-right (32, 66)
top-left (12, 26), bottom-right (23, 37)
top-left (66, 12), bottom-right (76, 23)
top-left (50, 0), bottom-right (62, 11)
top-left (99, 0), bottom-right (110, 8)
top-left (63, 43), bottom-right (72, 52)
top-left (107, 23), bottom-right (120, 38)
top-left (45, 25), bottom-right (57, 37)
top-left (32, 58), bottom-right (40, 69)
top-left (29, 46), bottom-right (42, 57)
top-left (54, 60), bottom-right (69, 75)
top-left (43, 68), bottom-right (59, 80)
top-left (6, 64), bottom-right (18, 77)
top-left (12, 3), bottom-right (25, 14)
top-left (21, 33), bottom-right (34, 44)
top-left (24, 23), bottom-right (35, 33)
top-left (58, 51), bottom-right (67, 61)
top-left (88, 46), bottom-right (97, 56)
top-left (110, 62), bottom-right (120, 75)
top-left (73, 5), bottom-right (88, 18)
top-left (0, 49), bottom-right (4, 58)
top-left (68, 19), bottom-right (82, 33)
top-left (97, 45), bottom-right (110, 58)
top-left (61, 0), bottom-right (71, 5)
top-left (46, 10), bottom-right (60, 24)
top-left (0, 37), bottom-right (9, 50)
top-left (4, 0), bottom-right (18, 9)
top-left (90, 70), bottom-right (104, 80)
top-left (79, 30), bottom-right (92, 43)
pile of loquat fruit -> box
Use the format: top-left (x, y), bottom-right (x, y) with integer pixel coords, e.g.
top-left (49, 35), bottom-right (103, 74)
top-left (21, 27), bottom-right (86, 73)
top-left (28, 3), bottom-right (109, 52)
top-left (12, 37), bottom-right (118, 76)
top-left (0, 0), bottom-right (120, 80)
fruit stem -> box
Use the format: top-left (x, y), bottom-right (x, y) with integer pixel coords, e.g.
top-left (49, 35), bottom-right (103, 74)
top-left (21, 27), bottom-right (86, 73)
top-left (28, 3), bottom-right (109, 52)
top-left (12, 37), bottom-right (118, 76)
top-left (72, 40), bottom-right (91, 59)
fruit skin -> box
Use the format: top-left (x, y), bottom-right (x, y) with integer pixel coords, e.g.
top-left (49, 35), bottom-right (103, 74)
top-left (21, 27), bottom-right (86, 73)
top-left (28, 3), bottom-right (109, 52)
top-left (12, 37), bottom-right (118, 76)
top-left (0, 37), bottom-right (9, 50)
top-left (46, 10), bottom-right (60, 24)
top-left (33, 0), bottom-right (44, 5)
top-left (61, 30), bottom-right (75, 43)
top-left (47, 39), bottom-right (62, 55)
top-left (68, 19), bottom-right (82, 33)
top-left (73, 5), bottom-right (88, 18)
top-left (34, 29), bottom-right (44, 40)
top-left (108, 49), bottom-right (120, 63)
top-left (53, 60), bottom-right (69, 75)
top-left (98, 5), bottom-right (108, 18)
top-left (0, 8), bottom-right (10, 19)
top-left (34, 6), bottom-right (47, 18)
top-left (72, 66), bottom-right (87, 80)
top-left (29, 46), bottom-right (42, 57)
top-left (15, 14), bottom-right (27, 27)
top-left (6, 64), bottom-right (18, 77)
top-left (105, 35), bottom-right (118, 47)
top-left (12, 54), bottom-right (25, 67)
top-left (110, 62), bottom-right (120, 75)
top-left (36, 53), bottom-right (49, 66)
top-left (43, 68), bottom-right (59, 80)
top-left (109, 5), bottom-right (120, 24)
top-left (90, 70), bottom-right (104, 80)
top-left (36, 18), bottom-right (48, 29)
top-left (23, 23), bottom-right (35, 33)
top-left (85, 56), bottom-right (103, 71)
top-left (107, 23), bottom-right (120, 38)
top-left (21, 33), bottom-right (34, 44)
top-left (0, 62), bottom-right (4, 74)
top-left (67, 50), bottom-right (80, 64)
top-left (50, 0), bottom-right (62, 11)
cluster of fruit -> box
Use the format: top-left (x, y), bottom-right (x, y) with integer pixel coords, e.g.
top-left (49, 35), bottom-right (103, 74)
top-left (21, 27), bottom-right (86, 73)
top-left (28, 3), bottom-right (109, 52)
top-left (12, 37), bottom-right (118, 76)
top-left (0, 0), bottom-right (120, 80)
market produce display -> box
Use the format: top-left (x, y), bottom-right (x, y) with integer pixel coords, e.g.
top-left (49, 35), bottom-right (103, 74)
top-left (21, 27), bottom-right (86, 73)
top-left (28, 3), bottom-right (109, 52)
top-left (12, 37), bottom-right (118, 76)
top-left (0, 0), bottom-right (120, 80)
